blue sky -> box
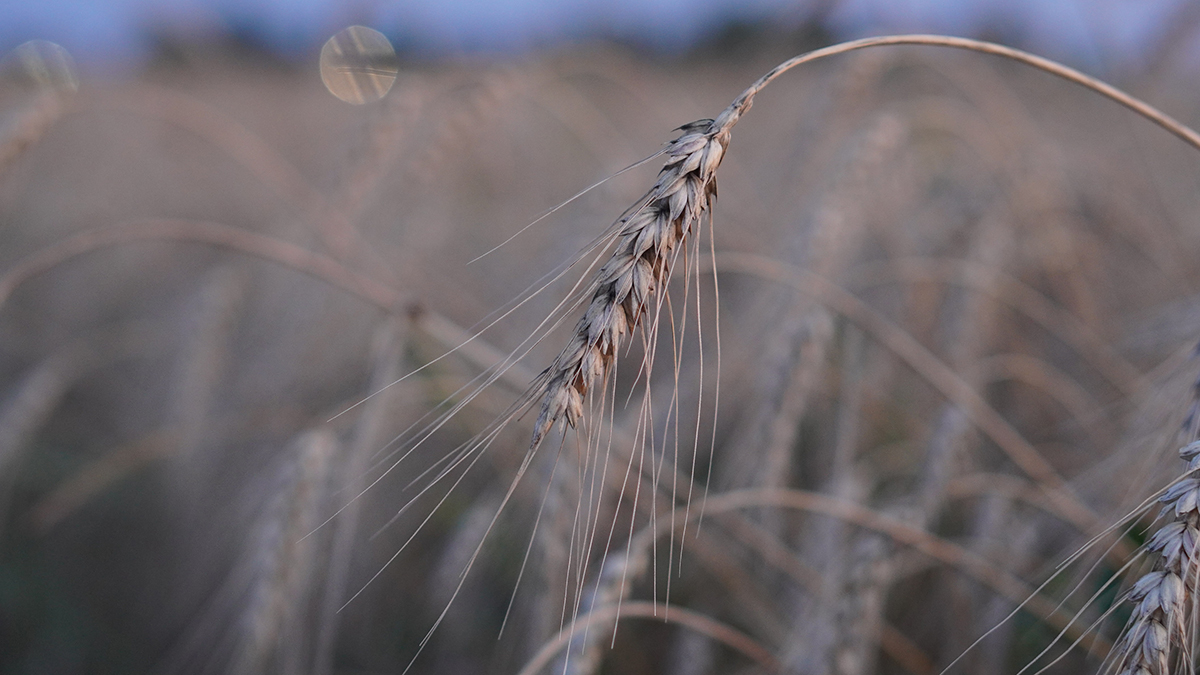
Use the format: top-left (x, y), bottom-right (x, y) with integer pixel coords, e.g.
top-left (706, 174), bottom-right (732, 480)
top-left (0, 0), bottom-right (1191, 73)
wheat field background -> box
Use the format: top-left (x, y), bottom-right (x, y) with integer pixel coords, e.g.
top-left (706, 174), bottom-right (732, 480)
top-left (4, 31), bottom-right (1200, 675)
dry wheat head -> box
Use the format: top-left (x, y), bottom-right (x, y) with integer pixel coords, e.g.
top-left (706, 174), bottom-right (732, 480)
top-left (528, 115), bottom-right (733, 449)
top-left (1110, 438), bottom-right (1200, 675)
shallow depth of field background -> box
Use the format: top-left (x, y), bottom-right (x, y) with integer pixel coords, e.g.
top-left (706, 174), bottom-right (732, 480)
top-left (5, 3), bottom-right (1200, 674)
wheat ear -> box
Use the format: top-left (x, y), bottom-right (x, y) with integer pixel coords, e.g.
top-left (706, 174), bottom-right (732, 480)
top-left (1109, 434), bottom-right (1200, 675)
top-left (234, 429), bottom-right (336, 675)
top-left (528, 116), bottom-right (730, 448)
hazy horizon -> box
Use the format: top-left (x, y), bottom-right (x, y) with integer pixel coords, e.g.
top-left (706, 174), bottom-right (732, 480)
top-left (2, 0), bottom-right (1192, 75)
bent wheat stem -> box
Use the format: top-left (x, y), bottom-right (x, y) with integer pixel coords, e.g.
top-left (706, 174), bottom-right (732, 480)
top-left (526, 33), bottom-right (1188, 459)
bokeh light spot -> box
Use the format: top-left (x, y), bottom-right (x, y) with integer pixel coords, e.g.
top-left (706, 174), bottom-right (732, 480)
top-left (10, 40), bottom-right (79, 92)
top-left (319, 26), bottom-right (397, 105)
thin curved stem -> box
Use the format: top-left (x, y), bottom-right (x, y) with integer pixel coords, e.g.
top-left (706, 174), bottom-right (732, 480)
top-left (714, 251), bottom-right (1098, 532)
top-left (0, 219), bottom-right (399, 312)
top-left (0, 218), bottom-right (543, 398)
top-left (843, 257), bottom-right (1145, 395)
top-left (515, 600), bottom-right (781, 675)
top-left (718, 35), bottom-right (1200, 154)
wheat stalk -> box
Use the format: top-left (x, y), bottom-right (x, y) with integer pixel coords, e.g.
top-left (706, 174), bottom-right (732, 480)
top-left (524, 33), bottom-right (1200, 454)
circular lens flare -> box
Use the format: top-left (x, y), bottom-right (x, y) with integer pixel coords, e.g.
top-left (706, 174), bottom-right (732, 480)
top-left (320, 26), bottom-right (398, 105)
top-left (11, 40), bottom-right (78, 92)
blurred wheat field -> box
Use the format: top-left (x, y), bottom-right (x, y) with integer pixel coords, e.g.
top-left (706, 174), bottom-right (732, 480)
top-left (5, 35), bottom-right (1200, 675)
